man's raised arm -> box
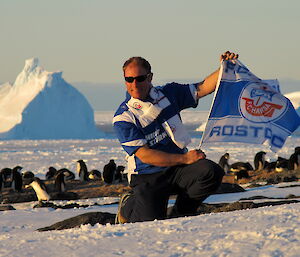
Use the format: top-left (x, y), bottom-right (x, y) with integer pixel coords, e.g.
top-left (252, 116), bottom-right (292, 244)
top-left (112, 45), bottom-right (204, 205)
top-left (196, 51), bottom-right (239, 99)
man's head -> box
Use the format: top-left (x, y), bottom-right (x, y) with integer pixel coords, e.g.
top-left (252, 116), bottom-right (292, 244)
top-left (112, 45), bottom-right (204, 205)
top-left (122, 57), bottom-right (153, 100)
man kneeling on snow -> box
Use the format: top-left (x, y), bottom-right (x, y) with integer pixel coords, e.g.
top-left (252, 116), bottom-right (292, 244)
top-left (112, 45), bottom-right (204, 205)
top-left (113, 52), bottom-right (238, 223)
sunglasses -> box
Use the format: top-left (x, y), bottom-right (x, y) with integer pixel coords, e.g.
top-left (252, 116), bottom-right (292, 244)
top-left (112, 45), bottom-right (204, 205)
top-left (124, 74), bottom-right (149, 83)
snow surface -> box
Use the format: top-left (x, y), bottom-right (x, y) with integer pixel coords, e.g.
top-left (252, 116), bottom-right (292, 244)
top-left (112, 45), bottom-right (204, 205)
top-left (1, 136), bottom-right (300, 256)
top-left (0, 136), bottom-right (298, 179)
top-left (0, 58), bottom-right (103, 139)
top-left (1, 188), bottom-right (300, 257)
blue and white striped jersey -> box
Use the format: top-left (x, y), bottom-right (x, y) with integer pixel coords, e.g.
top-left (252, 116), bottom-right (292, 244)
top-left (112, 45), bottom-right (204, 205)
top-left (113, 82), bottom-right (198, 175)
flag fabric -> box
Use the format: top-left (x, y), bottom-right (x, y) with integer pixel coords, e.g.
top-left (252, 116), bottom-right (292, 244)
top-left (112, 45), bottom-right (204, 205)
top-left (200, 60), bottom-right (300, 152)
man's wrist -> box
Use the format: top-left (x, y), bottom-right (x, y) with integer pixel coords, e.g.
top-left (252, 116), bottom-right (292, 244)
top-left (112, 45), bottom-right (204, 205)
top-left (178, 153), bottom-right (187, 165)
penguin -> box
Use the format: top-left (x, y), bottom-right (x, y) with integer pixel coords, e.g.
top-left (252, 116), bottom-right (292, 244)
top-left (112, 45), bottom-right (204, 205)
top-left (0, 173), bottom-right (3, 192)
top-left (0, 168), bottom-right (12, 187)
top-left (264, 160), bottom-right (277, 172)
top-left (0, 168), bottom-right (11, 190)
top-left (235, 169), bottom-right (250, 180)
top-left (115, 165), bottom-right (125, 183)
top-left (218, 153), bottom-right (230, 174)
top-left (254, 151), bottom-right (266, 170)
top-left (57, 168), bottom-right (75, 180)
top-left (22, 171), bottom-right (35, 179)
top-left (11, 166), bottom-right (23, 192)
top-left (77, 160), bottom-right (89, 182)
top-left (288, 147), bottom-right (300, 170)
top-left (54, 171), bottom-right (66, 193)
top-left (275, 157), bottom-right (289, 172)
top-left (230, 162), bottom-right (253, 172)
top-left (45, 166), bottom-right (58, 180)
top-left (22, 171), bottom-right (35, 186)
top-left (88, 169), bottom-right (102, 180)
top-left (103, 159), bottom-right (116, 184)
top-left (25, 177), bottom-right (50, 202)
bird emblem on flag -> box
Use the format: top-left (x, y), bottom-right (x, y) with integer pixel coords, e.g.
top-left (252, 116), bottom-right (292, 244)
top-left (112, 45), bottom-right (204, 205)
top-left (240, 83), bottom-right (287, 122)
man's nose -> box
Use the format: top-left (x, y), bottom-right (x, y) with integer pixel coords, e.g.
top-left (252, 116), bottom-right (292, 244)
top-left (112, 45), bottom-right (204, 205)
top-left (131, 80), bottom-right (140, 87)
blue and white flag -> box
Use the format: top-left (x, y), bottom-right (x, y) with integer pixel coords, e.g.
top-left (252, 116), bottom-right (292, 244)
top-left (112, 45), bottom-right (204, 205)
top-left (200, 60), bottom-right (300, 152)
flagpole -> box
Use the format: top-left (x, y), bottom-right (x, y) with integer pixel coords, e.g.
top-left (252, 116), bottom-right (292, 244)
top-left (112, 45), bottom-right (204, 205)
top-left (198, 60), bottom-right (224, 149)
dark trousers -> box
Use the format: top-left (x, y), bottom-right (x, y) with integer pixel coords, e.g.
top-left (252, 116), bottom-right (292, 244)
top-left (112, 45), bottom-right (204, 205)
top-left (122, 159), bottom-right (224, 223)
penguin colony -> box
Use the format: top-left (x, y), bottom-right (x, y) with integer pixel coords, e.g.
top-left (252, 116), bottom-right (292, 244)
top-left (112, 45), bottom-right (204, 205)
top-left (1, 149), bottom-right (299, 202)
top-left (0, 159), bottom-right (126, 203)
top-left (218, 146), bottom-right (300, 180)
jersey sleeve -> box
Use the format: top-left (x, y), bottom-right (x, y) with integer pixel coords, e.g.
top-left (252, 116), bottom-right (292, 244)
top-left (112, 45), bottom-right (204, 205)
top-left (113, 111), bottom-right (147, 156)
top-left (162, 82), bottom-right (198, 111)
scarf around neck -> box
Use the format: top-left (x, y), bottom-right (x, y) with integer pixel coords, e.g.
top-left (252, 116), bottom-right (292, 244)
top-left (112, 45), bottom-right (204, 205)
top-left (127, 87), bottom-right (191, 149)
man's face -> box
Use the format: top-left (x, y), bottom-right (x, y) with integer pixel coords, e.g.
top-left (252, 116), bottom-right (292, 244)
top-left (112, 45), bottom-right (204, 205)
top-left (124, 63), bottom-right (152, 100)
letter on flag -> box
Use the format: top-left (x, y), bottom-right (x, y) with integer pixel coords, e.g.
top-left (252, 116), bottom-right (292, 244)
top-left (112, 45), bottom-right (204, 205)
top-left (200, 60), bottom-right (300, 152)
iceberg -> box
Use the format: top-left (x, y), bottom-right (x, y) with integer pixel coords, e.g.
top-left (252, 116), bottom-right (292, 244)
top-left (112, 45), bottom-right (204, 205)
top-left (285, 91), bottom-right (300, 132)
top-left (285, 91), bottom-right (300, 110)
top-left (0, 58), bottom-right (104, 139)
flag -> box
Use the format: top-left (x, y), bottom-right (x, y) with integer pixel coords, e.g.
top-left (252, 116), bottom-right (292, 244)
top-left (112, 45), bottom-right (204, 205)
top-left (200, 60), bottom-right (300, 152)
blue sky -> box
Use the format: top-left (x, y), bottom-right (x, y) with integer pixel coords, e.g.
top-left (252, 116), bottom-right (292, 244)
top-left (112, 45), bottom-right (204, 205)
top-left (1, 0), bottom-right (299, 110)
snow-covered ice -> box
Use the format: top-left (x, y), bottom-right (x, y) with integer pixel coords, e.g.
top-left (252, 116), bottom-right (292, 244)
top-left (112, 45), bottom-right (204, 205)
top-left (1, 136), bottom-right (300, 256)
top-left (0, 58), bottom-right (103, 139)
top-left (1, 182), bottom-right (300, 257)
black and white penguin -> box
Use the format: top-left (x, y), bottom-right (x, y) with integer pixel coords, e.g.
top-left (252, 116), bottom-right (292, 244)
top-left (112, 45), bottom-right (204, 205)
top-left (115, 165), bottom-right (125, 183)
top-left (264, 160), bottom-right (277, 172)
top-left (218, 153), bottom-right (230, 174)
top-left (11, 166), bottom-right (23, 192)
top-left (57, 168), bottom-right (75, 180)
top-left (103, 159), bottom-right (116, 184)
top-left (54, 171), bottom-right (66, 193)
top-left (254, 151), bottom-right (266, 170)
top-left (45, 167), bottom-right (58, 180)
top-left (88, 169), bottom-right (102, 180)
top-left (235, 169), bottom-right (250, 180)
top-left (0, 170), bottom-right (5, 191)
top-left (77, 160), bottom-right (89, 182)
top-left (288, 147), bottom-right (300, 170)
top-left (230, 162), bottom-right (253, 172)
top-left (22, 171), bottom-right (35, 187)
top-left (22, 171), bottom-right (35, 179)
top-left (0, 173), bottom-right (3, 192)
top-left (0, 168), bottom-right (11, 191)
top-left (0, 168), bottom-right (12, 188)
top-left (25, 177), bottom-right (50, 202)
top-left (275, 157), bottom-right (289, 172)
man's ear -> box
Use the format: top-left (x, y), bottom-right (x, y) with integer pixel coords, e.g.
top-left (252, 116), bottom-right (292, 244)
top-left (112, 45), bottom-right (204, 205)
top-left (148, 72), bottom-right (153, 82)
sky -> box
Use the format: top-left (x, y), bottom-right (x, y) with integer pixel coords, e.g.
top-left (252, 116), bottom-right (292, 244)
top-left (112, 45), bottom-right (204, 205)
top-left (1, 0), bottom-right (300, 110)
